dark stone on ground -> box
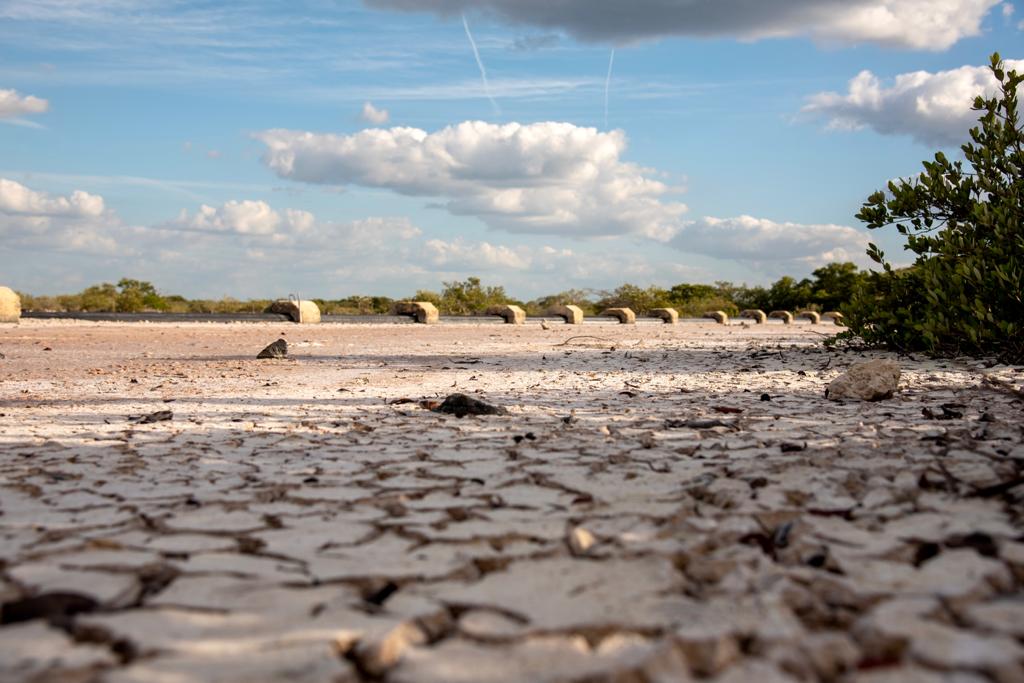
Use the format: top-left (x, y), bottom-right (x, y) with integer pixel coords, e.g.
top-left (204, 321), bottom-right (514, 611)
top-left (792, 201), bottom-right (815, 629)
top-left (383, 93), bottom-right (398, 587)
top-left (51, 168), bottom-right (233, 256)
top-left (257, 339), bottom-right (288, 359)
top-left (136, 410), bottom-right (173, 424)
top-left (434, 393), bottom-right (509, 417)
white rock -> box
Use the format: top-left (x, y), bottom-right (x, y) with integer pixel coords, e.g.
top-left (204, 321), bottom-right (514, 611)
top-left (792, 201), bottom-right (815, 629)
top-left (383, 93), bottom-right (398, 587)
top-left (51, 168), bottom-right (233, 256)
top-left (567, 526), bottom-right (597, 556)
top-left (826, 360), bottom-right (901, 401)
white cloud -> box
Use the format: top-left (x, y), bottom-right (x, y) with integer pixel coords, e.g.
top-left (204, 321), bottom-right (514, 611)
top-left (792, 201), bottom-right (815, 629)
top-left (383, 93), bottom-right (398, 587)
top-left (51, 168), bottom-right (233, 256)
top-left (164, 200), bottom-right (422, 249)
top-left (0, 177), bottom-right (104, 217)
top-left (1003, 2), bottom-right (1015, 17)
top-left (803, 60), bottom-right (1024, 145)
top-left (424, 238), bottom-right (533, 270)
top-left (174, 200), bottom-right (283, 236)
top-left (0, 177), bottom-right (116, 252)
top-left (672, 215), bottom-right (871, 270)
top-left (360, 101), bottom-right (390, 124)
top-left (257, 121), bottom-right (687, 240)
top-left (365, 0), bottom-right (1001, 50)
top-left (0, 88), bottom-right (48, 119)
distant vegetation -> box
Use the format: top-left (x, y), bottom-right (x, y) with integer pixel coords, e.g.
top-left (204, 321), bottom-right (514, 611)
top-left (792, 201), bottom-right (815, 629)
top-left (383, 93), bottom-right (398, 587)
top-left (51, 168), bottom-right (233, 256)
top-left (844, 53), bottom-right (1022, 363)
top-left (18, 263), bottom-right (869, 319)
top-left (15, 55), bottom-right (1020, 364)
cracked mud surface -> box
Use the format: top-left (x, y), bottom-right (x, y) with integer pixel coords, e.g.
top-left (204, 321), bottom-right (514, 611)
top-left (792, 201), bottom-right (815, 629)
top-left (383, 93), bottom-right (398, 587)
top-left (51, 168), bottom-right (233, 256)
top-left (1, 320), bottom-right (1022, 682)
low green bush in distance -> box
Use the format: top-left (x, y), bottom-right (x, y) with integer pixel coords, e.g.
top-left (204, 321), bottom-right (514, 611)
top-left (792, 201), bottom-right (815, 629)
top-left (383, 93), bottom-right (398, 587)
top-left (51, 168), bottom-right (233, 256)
top-left (845, 53), bottom-right (1023, 363)
top-left (16, 263), bottom-right (872, 319)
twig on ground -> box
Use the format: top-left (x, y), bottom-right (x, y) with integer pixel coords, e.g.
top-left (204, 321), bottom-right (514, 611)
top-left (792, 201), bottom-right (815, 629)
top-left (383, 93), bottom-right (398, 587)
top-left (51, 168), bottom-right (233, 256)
top-left (555, 336), bottom-right (618, 347)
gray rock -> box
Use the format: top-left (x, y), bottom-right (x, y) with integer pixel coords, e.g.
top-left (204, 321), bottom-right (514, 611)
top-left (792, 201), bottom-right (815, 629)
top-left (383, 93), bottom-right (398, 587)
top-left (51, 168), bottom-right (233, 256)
top-left (257, 338), bottom-right (288, 359)
top-left (434, 393), bottom-right (508, 417)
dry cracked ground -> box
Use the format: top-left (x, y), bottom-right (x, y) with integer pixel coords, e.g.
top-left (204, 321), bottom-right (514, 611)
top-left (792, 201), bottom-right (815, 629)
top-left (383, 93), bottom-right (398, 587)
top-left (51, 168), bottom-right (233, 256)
top-left (1, 319), bottom-right (1023, 683)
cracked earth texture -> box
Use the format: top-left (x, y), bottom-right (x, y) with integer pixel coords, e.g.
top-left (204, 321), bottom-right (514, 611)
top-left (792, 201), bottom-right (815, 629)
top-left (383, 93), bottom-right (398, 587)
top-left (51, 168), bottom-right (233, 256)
top-left (1, 320), bottom-right (1022, 683)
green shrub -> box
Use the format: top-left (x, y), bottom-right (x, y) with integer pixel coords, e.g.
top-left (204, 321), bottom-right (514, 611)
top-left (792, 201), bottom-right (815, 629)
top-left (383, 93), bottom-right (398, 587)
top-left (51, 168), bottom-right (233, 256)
top-left (594, 284), bottom-right (672, 315)
top-left (524, 289), bottom-right (597, 316)
top-left (79, 283), bottom-right (118, 311)
top-left (433, 277), bottom-right (512, 315)
top-left (846, 53), bottom-right (1023, 362)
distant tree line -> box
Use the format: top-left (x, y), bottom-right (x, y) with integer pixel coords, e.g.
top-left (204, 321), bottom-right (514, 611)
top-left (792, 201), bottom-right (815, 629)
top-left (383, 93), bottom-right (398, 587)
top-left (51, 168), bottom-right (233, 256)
top-left (17, 263), bottom-right (868, 318)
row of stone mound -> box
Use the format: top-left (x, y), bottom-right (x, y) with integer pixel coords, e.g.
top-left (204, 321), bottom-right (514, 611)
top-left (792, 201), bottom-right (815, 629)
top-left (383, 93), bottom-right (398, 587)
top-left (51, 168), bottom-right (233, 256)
top-left (0, 288), bottom-right (844, 327)
top-left (386, 302), bottom-right (844, 326)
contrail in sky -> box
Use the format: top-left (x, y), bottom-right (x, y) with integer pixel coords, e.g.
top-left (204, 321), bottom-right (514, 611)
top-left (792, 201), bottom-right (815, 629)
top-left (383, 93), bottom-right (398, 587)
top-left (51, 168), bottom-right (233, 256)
top-left (604, 49), bottom-right (615, 129)
top-left (462, 14), bottom-right (501, 117)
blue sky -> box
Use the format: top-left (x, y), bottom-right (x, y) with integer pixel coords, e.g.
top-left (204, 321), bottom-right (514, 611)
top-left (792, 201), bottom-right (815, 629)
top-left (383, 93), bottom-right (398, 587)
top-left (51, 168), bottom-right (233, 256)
top-left (1, 0), bottom-right (1021, 299)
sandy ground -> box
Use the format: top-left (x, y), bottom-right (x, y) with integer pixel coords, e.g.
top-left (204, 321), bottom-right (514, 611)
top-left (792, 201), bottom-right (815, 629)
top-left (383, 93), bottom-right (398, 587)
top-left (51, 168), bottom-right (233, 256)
top-left (1, 319), bottom-right (1022, 683)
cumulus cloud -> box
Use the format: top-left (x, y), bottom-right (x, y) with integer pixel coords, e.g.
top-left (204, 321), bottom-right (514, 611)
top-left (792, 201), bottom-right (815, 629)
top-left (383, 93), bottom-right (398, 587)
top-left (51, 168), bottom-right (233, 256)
top-left (173, 200), bottom-right (284, 236)
top-left (256, 121), bottom-right (687, 240)
top-left (672, 215), bottom-right (872, 269)
top-left (365, 0), bottom-right (1001, 50)
top-left (0, 178), bottom-right (104, 217)
top-left (423, 238), bottom-right (537, 271)
top-left (165, 200), bottom-right (421, 248)
top-left (803, 59), bottom-right (1024, 145)
top-left (0, 178), bottom-right (116, 252)
top-left (0, 88), bottom-right (48, 120)
top-left (360, 101), bottom-right (390, 125)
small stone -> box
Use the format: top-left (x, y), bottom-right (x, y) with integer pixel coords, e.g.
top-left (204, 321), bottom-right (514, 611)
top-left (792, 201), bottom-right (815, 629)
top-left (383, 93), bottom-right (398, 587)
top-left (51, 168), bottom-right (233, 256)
top-left (135, 410), bottom-right (172, 424)
top-left (351, 621), bottom-right (427, 677)
top-left (433, 393), bottom-right (508, 417)
top-left (257, 338), bottom-right (288, 359)
top-left (567, 527), bottom-right (597, 556)
top-left (826, 359), bottom-right (901, 401)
